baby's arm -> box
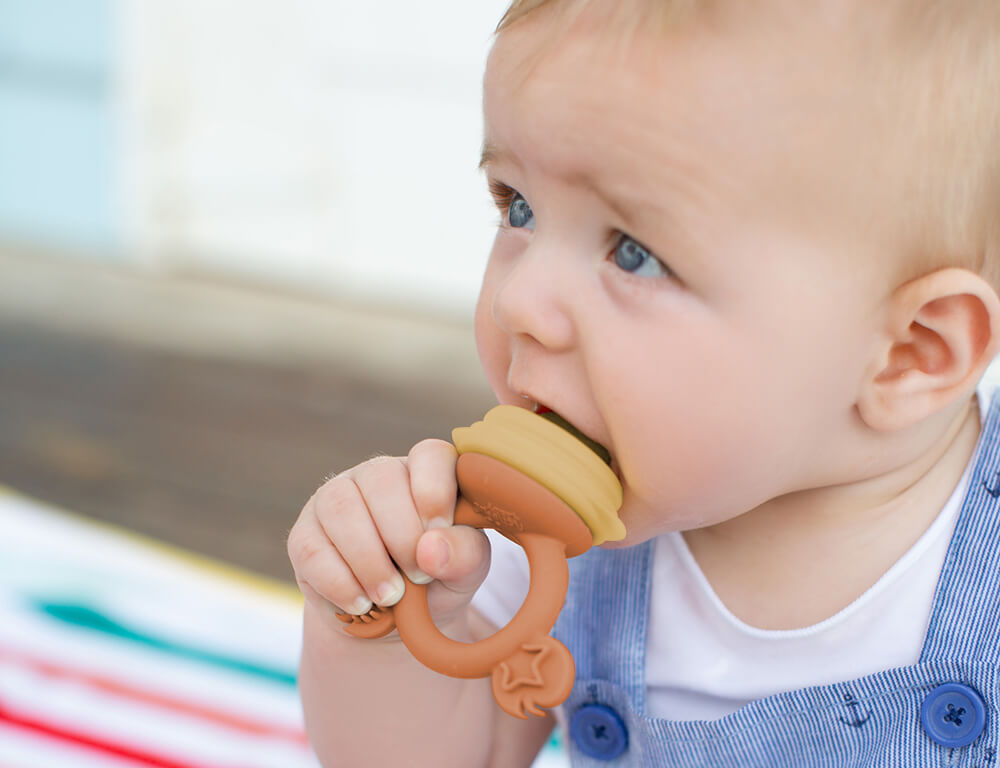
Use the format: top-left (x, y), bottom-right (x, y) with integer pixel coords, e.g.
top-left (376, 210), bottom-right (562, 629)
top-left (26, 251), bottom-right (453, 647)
top-left (288, 439), bottom-right (553, 766)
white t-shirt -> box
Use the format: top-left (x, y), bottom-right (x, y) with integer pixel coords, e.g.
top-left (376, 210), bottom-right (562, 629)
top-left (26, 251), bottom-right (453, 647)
top-left (471, 389), bottom-right (987, 721)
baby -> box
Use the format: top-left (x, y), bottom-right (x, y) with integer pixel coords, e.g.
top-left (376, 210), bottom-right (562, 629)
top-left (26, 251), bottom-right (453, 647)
top-left (287, 0), bottom-right (1000, 764)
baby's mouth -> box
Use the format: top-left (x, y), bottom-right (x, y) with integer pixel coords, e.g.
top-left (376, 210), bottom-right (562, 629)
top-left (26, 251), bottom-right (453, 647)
top-left (533, 405), bottom-right (613, 467)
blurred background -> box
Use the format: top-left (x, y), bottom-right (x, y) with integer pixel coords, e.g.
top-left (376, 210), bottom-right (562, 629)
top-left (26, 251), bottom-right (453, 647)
top-left (0, 4), bottom-right (570, 764)
top-left (0, 0), bottom-right (509, 582)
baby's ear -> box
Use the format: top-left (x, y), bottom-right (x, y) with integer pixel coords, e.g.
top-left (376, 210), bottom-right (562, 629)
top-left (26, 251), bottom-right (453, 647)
top-left (858, 268), bottom-right (1000, 432)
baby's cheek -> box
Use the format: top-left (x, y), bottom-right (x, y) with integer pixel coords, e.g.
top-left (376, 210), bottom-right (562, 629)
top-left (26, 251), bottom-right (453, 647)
top-left (617, 444), bottom-right (735, 532)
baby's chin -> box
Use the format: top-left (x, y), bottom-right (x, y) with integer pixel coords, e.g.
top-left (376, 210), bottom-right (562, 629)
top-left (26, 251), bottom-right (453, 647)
top-left (594, 498), bottom-right (685, 549)
top-left (597, 538), bottom-right (636, 550)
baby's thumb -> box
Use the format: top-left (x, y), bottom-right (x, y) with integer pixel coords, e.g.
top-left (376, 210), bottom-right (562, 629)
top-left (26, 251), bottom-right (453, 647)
top-left (416, 524), bottom-right (491, 606)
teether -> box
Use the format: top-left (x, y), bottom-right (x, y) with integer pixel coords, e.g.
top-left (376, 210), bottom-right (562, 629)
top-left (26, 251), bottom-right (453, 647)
top-left (337, 405), bottom-right (625, 718)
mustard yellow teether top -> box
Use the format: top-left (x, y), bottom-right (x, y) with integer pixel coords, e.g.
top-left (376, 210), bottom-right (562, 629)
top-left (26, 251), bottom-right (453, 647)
top-left (452, 405), bottom-right (625, 545)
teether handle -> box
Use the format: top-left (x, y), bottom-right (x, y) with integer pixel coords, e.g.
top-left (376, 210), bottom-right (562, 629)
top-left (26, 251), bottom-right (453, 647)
top-left (393, 522), bottom-right (568, 678)
top-left (339, 453), bottom-right (592, 716)
top-left (397, 451), bottom-right (593, 678)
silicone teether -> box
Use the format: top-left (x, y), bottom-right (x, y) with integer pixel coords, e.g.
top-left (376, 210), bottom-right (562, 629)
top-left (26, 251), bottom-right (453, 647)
top-left (338, 405), bottom-right (625, 718)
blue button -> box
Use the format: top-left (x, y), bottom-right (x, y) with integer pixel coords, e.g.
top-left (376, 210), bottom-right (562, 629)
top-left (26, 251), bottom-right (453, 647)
top-left (920, 683), bottom-right (986, 748)
top-left (570, 704), bottom-right (628, 760)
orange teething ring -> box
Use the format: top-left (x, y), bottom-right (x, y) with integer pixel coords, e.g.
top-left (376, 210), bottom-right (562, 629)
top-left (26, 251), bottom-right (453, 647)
top-left (339, 452), bottom-right (593, 718)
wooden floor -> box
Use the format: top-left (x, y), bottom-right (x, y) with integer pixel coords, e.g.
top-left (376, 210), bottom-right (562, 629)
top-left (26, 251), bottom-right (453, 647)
top-left (0, 320), bottom-right (494, 582)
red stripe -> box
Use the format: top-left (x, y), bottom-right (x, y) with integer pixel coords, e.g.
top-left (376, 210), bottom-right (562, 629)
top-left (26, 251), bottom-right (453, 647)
top-left (0, 700), bottom-right (224, 768)
top-left (0, 646), bottom-right (307, 744)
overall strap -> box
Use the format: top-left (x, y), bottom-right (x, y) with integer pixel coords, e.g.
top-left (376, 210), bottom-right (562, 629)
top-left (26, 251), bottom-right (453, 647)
top-left (554, 540), bottom-right (655, 710)
top-left (921, 390), bottom-right (1000, 663)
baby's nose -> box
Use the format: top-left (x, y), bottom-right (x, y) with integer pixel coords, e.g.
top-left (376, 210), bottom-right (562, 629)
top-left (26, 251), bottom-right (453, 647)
top-left (491, 244), bottom-right (578, 351)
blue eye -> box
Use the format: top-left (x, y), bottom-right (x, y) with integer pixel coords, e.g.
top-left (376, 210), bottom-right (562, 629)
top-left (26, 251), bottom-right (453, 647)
top-left (509, 192), bottom-right (535, 230)
top-left (613, 235), bottom-right (671, 278)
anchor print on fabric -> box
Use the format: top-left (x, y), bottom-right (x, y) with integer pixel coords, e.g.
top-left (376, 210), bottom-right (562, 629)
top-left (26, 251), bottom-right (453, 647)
top-left (983, 471), bottom-right (1000, 498)
top-left (838, 692), bottom-right (872, 729)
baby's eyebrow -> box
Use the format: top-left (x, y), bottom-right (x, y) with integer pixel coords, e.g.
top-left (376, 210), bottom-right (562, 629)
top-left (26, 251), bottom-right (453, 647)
top-left (479, 140), bottom-right (650, 234)
top-left (479, 141), bottom-right (508, 171)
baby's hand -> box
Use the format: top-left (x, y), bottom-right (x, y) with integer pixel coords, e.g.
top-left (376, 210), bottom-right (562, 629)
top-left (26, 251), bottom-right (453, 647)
top-left (287, 439), bottom-right (491, 630)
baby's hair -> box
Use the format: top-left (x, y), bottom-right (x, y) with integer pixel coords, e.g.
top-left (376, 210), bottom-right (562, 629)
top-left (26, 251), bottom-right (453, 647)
top-left (887, 0), bottom-right (1000, 291)
top-left (496, 0), bottom-right (547, 30)
top-left (494, 0), bottom-right (1000, 294)
top-left (497, 0), bottom-right (697, 37)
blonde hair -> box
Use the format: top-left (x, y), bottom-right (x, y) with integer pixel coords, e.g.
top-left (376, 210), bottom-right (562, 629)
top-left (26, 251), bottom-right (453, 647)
top-left (497, 0), bottom-right (549, 30)
top-left (497, 0), bottom-right (697, 38)
top-left (494, 0), bottom-right (1000, 293)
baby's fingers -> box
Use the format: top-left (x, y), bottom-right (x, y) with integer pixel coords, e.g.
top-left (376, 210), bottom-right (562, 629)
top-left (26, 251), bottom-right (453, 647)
top-left (287, 510), bottom-right (372, 616)
top-left (418, 525), bottom-right (491, 618)
top-left (407, 439), bottom-right (459, 530)
top-left (351, 456), bottom-right (432, 585)
top-left (312, 475), bottom-right (406, 608)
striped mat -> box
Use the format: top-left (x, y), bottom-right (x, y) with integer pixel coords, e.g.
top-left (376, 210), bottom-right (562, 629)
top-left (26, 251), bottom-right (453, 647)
top-left (0, 488), bottom-right (568, 767)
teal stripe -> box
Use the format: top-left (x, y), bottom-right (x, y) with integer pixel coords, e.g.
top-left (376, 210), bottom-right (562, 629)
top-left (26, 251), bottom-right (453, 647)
top-left (32, 598), bottom-right (298, 687)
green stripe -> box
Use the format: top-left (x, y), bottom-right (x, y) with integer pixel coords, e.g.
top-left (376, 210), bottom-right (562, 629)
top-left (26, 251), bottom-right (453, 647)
top-left (33, 598), bottom-right (298, 687)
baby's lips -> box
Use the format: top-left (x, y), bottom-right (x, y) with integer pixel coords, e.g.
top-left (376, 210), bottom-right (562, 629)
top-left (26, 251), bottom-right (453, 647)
top-left (608, 454), bottom-right (623, 483)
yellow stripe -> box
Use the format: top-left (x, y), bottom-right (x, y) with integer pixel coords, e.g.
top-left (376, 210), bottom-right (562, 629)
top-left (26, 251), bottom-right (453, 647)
top-left (0, 484), bottom-right (303, 605)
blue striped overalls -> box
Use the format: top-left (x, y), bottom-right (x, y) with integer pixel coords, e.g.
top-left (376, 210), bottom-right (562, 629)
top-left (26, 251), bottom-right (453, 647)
top-left (554, 393), bottom-right (1000, 767)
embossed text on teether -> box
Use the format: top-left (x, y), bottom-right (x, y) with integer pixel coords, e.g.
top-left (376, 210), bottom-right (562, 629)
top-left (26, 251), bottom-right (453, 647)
top-left (473, 501), bottom-right (524, 532)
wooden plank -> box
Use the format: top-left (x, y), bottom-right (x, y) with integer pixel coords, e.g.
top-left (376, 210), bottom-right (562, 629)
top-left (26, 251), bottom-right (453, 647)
top-left (0, 322), bottom-right (494, 580)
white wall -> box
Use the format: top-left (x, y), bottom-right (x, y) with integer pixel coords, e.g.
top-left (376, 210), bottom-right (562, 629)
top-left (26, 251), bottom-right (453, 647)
top-left (117, 1), bottom-right (509, 315)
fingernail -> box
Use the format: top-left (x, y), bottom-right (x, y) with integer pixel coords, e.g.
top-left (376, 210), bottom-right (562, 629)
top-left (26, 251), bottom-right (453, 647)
top-left (375, 574), bottom-right (405, 606)
top-left (426, 517), bottom-right (451, 530)
top-left (350, 596), bottom-right (373, 615)
top-left (406, 569), bottom-right (433, 585)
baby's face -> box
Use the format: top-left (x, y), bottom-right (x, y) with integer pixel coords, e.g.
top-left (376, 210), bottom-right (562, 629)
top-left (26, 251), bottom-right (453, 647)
top-left (475, 4), bottom-right (902, 543)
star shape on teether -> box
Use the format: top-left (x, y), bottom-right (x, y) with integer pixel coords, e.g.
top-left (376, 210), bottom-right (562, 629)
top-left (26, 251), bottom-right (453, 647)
top-left (497, 642), bottom-right (551, 692)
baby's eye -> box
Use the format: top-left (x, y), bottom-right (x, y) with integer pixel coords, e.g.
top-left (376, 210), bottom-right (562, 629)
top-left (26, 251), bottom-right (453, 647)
top-left (508, 191), bottom-right (535, 230)
top-left (613, 235), bottom-right (671, 278)
top-left (487, 180), bottom-right (535, 231)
